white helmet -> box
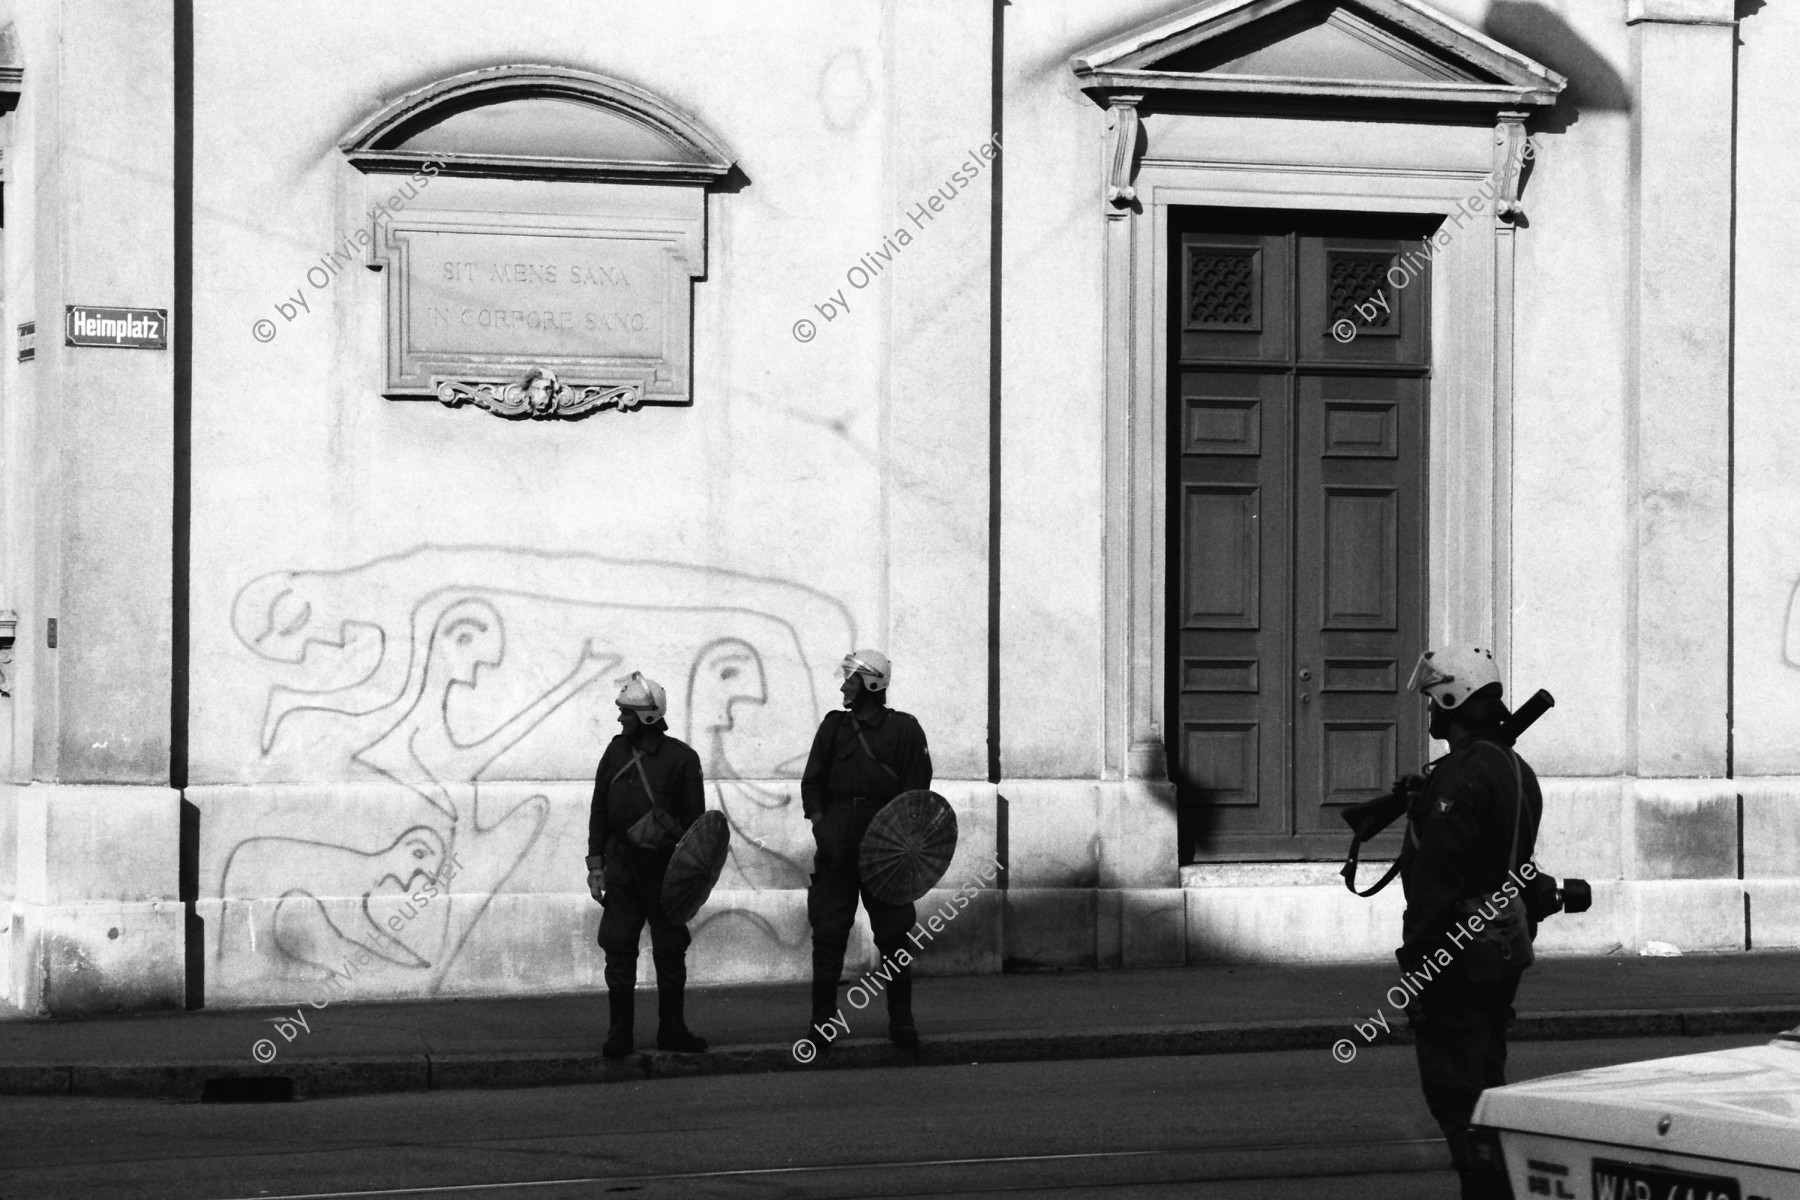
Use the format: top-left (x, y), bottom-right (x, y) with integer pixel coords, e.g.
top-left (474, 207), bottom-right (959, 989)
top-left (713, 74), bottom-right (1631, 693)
top-left (615, 671), bottom-right (668, 724)
top-left (1407, 645), bottom-right (1501, 710)
top-left (840, 649), bottom-right (891, 692)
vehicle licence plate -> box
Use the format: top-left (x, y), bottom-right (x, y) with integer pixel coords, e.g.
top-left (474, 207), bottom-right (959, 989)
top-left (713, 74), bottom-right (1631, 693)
top-left (1591, 1158), bottom-right (1741, 1200)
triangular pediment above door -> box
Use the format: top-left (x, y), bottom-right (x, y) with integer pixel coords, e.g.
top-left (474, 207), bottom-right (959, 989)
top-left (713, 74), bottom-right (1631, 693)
top-left (1073, 0), bottom-right (1564, 107)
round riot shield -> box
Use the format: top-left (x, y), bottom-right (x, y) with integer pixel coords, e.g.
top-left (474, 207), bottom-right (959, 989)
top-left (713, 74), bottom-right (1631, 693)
top-left (858, 789), bottom-right (958, 905)
top-left (661, 809), bottom-right (730, 924)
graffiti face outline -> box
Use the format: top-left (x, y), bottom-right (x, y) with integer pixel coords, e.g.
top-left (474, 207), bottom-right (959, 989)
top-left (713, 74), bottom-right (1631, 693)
top-left (434, 600), bottom-right (504, 688)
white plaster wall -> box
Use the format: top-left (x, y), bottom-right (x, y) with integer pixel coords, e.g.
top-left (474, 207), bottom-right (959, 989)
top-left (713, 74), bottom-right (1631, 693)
top-left (187, 0), bottom-right (991, 999)
top-left (191, 0), bottom-right (989, 787)
top-left (1489, 3), bottom-right (1636, 777)
top-left (998, 3), bottom-right (1121, 780)
top-left (1732, 0), bottom-right (1800, 777)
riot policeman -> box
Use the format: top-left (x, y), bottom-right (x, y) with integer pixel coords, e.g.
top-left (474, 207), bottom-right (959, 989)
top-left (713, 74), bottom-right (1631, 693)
top-left (586, 672), bottom-right (709, 1057)
top-left (799, 650), bottom-right (932, 1053)
top-left (1398, 645), bottom-right (1543, 1200)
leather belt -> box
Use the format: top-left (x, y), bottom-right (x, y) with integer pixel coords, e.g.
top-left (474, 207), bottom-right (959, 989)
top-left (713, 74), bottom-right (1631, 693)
top-left (832, 795), bottom-right (887, 809)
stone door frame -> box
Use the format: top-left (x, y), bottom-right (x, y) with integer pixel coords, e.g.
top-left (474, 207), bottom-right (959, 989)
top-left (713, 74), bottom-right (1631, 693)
top-left (1102, 132), bottom-right (1518, 790)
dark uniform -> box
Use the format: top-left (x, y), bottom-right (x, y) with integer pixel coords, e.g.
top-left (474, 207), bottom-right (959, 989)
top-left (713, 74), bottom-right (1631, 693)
top-left (588, 727), bottom-right (706, 1023)
top-left (1398, 736), bottom-right (1542, 1198)
top-left (801, 704), bottom-right (932, 1028)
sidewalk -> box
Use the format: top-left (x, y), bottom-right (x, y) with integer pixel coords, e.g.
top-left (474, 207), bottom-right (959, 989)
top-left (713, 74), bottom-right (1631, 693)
top-left (3, 952), bottom-right (1797, 1101)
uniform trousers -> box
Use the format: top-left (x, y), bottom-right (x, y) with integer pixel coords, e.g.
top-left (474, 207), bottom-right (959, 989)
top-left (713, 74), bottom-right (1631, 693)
top-left (807, 801), bottom-right (915, 1017)
top-left (1409, 964), bottom-right (1523, 1200)
top-left (597, 842), bottom-right (690, 993)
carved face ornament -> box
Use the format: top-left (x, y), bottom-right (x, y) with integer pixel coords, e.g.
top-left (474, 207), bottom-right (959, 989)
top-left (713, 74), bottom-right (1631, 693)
top-left (522, 368), bottom-right (559, 415)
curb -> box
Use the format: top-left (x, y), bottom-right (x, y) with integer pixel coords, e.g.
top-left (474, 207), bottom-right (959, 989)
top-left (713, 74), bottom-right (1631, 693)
top-left (4, 1006), bottom-right (1796, 1101)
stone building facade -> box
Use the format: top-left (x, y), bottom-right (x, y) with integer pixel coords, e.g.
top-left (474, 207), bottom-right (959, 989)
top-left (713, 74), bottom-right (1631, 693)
top-left (0, 0), bottom-right (1793, 1014)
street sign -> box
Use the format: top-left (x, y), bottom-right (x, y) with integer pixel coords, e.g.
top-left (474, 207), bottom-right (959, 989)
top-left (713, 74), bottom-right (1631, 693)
top-left (65, 305), bottom-right (167, 350)
top-left (16, 320), bottom-right (33, 362)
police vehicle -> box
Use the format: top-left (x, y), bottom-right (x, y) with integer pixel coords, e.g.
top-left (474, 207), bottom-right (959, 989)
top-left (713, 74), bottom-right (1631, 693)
top-left (1470, 1022), bottom-right (1800, 1199)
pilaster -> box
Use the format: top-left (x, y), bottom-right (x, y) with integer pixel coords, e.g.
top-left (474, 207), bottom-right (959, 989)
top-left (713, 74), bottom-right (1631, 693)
top-left (4, 2), bottom-right (182, 1014)
top-left (1627, 0), bottom-right (1735, 775)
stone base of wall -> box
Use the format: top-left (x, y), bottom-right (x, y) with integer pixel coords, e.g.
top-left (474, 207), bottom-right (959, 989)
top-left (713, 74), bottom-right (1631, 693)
top-left (9, 774), bottom-right (1788, 1011)
top-left (4, 783), bottom-right (187, 1016)
top-left (1171, 776), bottom-right (1786, 963)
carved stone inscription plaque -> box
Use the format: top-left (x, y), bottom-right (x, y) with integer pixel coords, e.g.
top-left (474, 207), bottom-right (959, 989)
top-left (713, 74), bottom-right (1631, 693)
top-left (377, 207), bottom-right (704, 407)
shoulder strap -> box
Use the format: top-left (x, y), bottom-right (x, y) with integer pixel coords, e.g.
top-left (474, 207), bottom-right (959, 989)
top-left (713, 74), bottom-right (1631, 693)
top-left (1340, 836), bottom-right (1403, 896)
top-left (1476, 740), bottom-right (1524, 872)
top-left (610, 749), bottom-right (661, 810)
top-left (1503, 748), bottom-right (1523, 871)
top-left (854, 726), bottom-right (902, 783)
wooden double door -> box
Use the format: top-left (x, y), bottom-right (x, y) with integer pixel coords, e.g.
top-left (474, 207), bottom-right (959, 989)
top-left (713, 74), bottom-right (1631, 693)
top-left (1168, 209), bottom-right (1433, 861)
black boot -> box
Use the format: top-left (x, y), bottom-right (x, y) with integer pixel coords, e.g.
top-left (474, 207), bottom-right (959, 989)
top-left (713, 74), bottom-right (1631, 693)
top-left (655, 972), bottom-right (707, 1053)
top-left (602, 983), bottom-right (634, 1059)
top-left (886, 963), bottom-right (917, 1051)
top-left (801, 974), bottom-right (839, 1057)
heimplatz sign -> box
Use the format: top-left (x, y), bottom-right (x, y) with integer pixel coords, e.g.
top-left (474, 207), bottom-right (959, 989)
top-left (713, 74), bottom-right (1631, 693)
top-left (64, 305), bottom-right (168, 350)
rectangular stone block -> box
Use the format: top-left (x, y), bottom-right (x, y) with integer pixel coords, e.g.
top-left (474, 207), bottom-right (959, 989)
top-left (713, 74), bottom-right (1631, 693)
top-left (1625, 780), bottom-right (1738, 880)
top-left (198, 888), bottom-right (580, 1007)
top-left (0, 785), bottom-right (15, 997)
top-left (938, 783), bottom-right (1001, 888)
top-left (433, 892), bottom-right (597, 997)
top-left (10, 900), bottom-right (184, 1016)
top-left (1741, 779), bottom-right (1800, 879)
top-left (910, 885), bottom-right (1002, 977)
top-left (687, 889), bottom-right (816, 986)
top-left (1098, 888), bottom-right (1186, 969)
top-left (1003, 887), bottom-right (1096, 970)
top-left (1625, 880), bottom-right (1745, 953)
top-left (0, 784), bottom-right (17, 909)
top-left (16, 784), bottom-right (181, 905)
top-left (1183, 862), bottom-right (1375, 888)
top-left (1185, 884), bottom-right (1403, 964)
top-left (1746, 881), bottom-right (1800, 950)
top-left (1097, 781), bottom-right (1179, 889)
top-left (1535, 778), bottom-right (1623, 883)
top-left (999, 781), bottom-right (1098, 888)
top-left (1528, 880), bottom-right (1626, 957)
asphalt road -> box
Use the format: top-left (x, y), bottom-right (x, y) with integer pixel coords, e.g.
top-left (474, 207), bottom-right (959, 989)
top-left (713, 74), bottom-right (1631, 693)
top-left (0, 1033), bottom-right (1770, 1200)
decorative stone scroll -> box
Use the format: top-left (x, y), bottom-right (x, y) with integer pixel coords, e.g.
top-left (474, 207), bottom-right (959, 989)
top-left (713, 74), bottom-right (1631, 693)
top-left (1105, 96), bottom-right (1144, 217)
top-left (1492, 112), bottom-right (1533, 221)
top-left (436, 367), bottom-right (641, 420)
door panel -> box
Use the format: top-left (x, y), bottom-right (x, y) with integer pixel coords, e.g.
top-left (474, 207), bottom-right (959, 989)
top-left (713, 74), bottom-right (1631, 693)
top-left (1171, 209), bottom-right (1430, 861)
top-left (1294, 372), bottom-right (1425, 840)
top-left (1171, 235), bottom-right (1293, 841)
top-left (1177, 232), bottom-right (1292, 364)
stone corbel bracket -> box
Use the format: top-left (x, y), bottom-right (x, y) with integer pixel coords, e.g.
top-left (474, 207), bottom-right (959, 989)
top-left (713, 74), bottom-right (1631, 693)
top-left (1105, 94), bottom-right (1145, 216)
top-left (434, 367), bottom-right (642, 420)
top-left (1493, 111), bottom-right (1534, 222)
top-left (0, 608), bottom-right (16, 696)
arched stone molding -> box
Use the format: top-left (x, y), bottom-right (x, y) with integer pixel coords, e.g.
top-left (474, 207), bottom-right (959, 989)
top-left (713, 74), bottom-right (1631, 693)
top-left (338, 63), bottom-right (734, 185)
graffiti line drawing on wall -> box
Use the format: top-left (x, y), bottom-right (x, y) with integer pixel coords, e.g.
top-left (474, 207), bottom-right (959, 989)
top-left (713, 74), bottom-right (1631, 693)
top-left (218, 827), bottom-right (447, 977)
top-left (684, 637), bottom-right (813, 954)
top-left (688, 637), bottom-right (809, 890)
top-left (219, 545), bottom-right (856, 994)
top-left (1785, 579), bottom-right (1800, 669)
